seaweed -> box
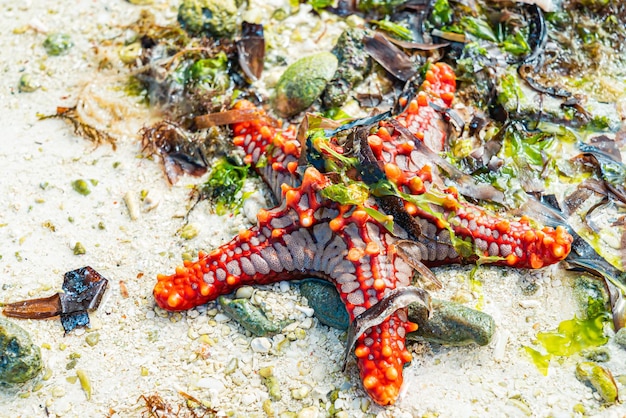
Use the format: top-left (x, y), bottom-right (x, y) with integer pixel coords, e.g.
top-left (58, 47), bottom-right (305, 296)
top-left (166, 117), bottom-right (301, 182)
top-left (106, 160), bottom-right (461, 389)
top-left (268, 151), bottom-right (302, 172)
top-left (39, 107), bottom-right (117, 150)
top-left (194, 157), bottom-right (250, 215)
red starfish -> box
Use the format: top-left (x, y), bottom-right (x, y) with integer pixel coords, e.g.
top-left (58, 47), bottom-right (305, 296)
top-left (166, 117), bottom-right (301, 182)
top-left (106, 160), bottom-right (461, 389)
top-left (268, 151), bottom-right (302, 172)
top-left (154, 62), bottom-right (572, 405)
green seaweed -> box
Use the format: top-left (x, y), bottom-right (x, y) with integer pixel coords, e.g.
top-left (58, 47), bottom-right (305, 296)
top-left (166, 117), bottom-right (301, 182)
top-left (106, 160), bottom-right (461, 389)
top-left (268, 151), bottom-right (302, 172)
top-left (198, 158), bottom-right (250, 215)
top-left (524, 283), bottom-right (611, 375)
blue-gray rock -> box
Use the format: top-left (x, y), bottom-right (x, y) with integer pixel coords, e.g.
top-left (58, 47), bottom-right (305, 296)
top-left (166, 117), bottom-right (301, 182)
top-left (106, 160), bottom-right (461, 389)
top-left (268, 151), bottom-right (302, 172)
top-left (0, 318), bottom-right (43, 385)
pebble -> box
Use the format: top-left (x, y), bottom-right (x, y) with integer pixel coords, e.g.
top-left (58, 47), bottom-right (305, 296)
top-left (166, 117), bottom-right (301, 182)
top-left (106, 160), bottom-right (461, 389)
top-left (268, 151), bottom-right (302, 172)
top-left (279, 281), bottom-right (290, 293)
top-left (300, 318), bottom-right (314, 330)
top-left (219, 296), bottom-right (287, 337)
top-left (575, 361), bottom-right (619, 404)
top-left (236, 286), bottom-right (254, 299)
top-left (196, 377), bottom-right (225, 393)
top-left (123, 191), bottom-right (140, 220)
top-left (297, 405), bottom-right (319, 418)
top-left (493, 330), bottom-right (509, 362)
top-left (299, 279), bottom-right (349, 330)
top-left (295, 306), bottom-right (315, 317)
top-left (214, 313), bottom-right (230, 322)
top-left (250, 337), bottom-right (272, 353)
top-left (51, 386), bottom-right (66, 398)
top-left (408, 298), bottom-right (496, 346)
top-left (291, 385), bottom-right (311, 400)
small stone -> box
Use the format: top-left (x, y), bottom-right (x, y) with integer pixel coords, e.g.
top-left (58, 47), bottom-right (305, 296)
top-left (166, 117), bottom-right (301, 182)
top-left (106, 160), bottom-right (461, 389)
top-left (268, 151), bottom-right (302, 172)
top-left (123, 191), bottom-right (140, 220)
top-left (235, 286), bottom-right (254, 299)
top-left (262, 374), bottom-right (282, 400)
top-left (196, 376), bottom-right (226, 393)
top-left (295, 306), bottom-right (315, 317)
top-left (51, 386), bottom-right (66, 398)
top-left (297, 405), bottom-right (319, 418)
top-left (214, 313), bottom-right (230, 322)
top-left (291, 385), bottom-right (311, 400)
top-left (279, 281), bottom-right (290, 293)
top-left (250, 337), bottom-right (272, 353)
top-left (300, 318), bottom-right (314, 330)
top-left (85, 332), bottom-right (100, 347)
top-left (575, 361), bottom-right (619, 404)
top-left (492, 330), bottom-right (510, 362)
top-left (272, 52), bottom-right (338, 117)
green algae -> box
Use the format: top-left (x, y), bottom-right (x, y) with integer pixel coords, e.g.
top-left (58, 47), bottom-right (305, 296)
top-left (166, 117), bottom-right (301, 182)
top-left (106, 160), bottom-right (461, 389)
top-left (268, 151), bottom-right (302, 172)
top-left (524, 286), bottom-right (610, 375)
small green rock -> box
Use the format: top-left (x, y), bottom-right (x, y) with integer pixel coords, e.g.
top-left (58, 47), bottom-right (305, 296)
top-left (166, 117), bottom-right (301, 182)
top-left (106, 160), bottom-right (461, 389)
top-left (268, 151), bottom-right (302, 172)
top-left (575, 361), bottom-right (619, 404)
top-left (85, 332), bottom-right (100, 347)
top-left (177, 0), bottom-right (238, 38)
top-left (18, 74), bottom-right (40, 93)
top-left (272, 52), bottom-right (338, 118)
top-left (72, 179), bottom-right (91, 196)
top-left (263, 375), bottom-right (282, 400)
top-left (73, 242), bottom-right (86, 255)
top-left (180, 224), bottom-right (199, 240)
top-left (0, 318), bottom-right (43, 384)
top-left (218, 296), bottom-right (288, 337)
top-left (43, 33), bottom-right (73, 56)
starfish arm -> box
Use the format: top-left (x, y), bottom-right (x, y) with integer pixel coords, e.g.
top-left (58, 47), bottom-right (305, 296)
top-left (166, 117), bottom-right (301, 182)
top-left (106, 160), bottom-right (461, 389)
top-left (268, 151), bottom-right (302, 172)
top-left (355, 311), bottom-right (417, 405)
top-left (232, 100), bottom-right (301, 200)
top-left (360, 63), bottom-right (573, 268)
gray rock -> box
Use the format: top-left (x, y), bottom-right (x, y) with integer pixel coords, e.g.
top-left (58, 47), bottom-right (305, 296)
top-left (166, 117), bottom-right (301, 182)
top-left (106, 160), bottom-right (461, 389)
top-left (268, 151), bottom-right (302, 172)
top-left (300, 279), bottom-right (495, 346)
top-left (0, 318), bottom-right (43, 385)
top-left (408, 298), bottom-right (495, 346)
top-left (322, 28), bottom-right (373, 108)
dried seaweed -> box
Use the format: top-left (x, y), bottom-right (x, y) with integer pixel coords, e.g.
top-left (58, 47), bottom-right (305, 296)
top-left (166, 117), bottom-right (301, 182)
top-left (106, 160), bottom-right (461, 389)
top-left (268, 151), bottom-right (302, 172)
top-left (139, 392), bottom-right (216, 418)
top-left (39, 107), bottom-right (117, 150)
top-left (140, 120), bottom-right (233, 184)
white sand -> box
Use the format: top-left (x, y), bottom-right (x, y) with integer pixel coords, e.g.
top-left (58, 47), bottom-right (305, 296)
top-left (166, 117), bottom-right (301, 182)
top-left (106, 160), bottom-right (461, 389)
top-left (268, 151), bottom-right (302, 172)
top-left (0, 1), bottom-right (625, 417)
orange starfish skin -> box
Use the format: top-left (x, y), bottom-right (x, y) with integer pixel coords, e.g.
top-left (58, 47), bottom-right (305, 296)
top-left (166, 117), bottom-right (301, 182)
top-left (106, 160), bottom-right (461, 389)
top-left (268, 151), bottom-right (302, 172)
top-left (154, 62), bottom-right (573, 405)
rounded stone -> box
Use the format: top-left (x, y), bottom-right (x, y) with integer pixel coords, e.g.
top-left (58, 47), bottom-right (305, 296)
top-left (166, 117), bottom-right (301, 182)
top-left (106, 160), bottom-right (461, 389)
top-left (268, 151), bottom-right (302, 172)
top-left (272, 52), bottom-right (338, 118)
top-left (250, 337), bottom-right (272, 353)
top-left (0, 318), bottom-right (43, 385)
